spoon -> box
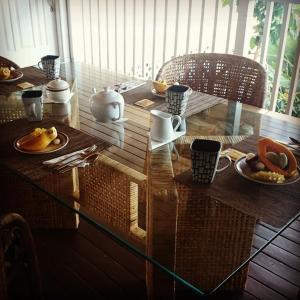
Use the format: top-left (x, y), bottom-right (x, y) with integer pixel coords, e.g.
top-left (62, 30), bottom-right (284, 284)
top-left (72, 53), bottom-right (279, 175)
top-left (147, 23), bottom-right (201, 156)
top-left (58, 152), bottom-right (100, 173)
top-left (289, 137), bottom-right (300, 146)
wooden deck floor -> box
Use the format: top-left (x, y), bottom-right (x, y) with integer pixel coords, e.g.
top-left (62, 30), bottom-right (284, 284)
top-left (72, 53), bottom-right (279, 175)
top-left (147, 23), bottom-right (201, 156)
top-left (33, 218), bottom-right (300, 299)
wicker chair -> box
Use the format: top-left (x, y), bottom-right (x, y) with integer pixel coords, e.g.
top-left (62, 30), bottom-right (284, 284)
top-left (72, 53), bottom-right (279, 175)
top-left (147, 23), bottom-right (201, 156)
top-left (0, 56), bottom-right (20, 70)
top-left (0, 213), bottom-right (42, 300)
top-left (156, 53), bottom-right (266, 108)
top-left (79, 153), bottom-right (147, 244)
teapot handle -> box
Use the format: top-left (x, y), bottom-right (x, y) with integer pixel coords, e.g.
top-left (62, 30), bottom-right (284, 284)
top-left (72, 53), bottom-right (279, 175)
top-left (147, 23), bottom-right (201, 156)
top-left (110, 102), bottom-right (121, 121)
top-left (171, 115), bottom-right (181, 132)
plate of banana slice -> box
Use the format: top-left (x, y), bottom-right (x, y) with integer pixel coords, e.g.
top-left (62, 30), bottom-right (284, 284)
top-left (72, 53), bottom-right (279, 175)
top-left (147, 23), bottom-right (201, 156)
top-left (14, 127), bottom-right (69, 154)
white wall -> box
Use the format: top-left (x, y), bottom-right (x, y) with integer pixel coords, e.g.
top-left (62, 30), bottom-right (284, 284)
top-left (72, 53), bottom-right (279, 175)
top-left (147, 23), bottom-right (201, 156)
top-left (0, 0), bottom-right (59, 67)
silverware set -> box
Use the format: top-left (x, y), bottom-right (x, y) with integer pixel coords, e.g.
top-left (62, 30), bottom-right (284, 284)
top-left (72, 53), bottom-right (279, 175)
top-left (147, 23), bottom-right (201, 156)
top-left (44, 145), bottom-right (100, 173)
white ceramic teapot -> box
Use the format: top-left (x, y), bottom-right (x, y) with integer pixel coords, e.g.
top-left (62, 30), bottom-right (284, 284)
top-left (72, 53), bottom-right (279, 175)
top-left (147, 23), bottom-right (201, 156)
top-left (90, 87), bottom-right (124, 123)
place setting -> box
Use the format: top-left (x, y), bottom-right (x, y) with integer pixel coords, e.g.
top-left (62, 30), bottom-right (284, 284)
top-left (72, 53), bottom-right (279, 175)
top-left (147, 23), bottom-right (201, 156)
top-left (234, 137), bottom-right (300, 186)
top-left (12, 123), bottom-right (100, 173)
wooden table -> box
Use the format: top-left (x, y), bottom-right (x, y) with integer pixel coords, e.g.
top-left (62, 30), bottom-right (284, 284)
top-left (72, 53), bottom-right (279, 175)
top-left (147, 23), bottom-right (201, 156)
top-left (0, 62), bottom-right (300, 297)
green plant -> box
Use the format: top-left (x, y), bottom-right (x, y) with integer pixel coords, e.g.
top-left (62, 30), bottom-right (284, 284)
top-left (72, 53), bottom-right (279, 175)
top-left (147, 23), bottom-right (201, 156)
top-left (250, 0), bottom-right (300, 117)
top-left (223, 0), bottom-right (300, 117)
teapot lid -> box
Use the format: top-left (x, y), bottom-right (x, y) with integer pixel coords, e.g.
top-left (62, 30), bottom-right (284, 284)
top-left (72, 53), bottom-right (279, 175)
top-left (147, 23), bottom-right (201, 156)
top-left (47, 78), bottom-right (69, 91)
top-left (92, 86), bottom-right (124, 101)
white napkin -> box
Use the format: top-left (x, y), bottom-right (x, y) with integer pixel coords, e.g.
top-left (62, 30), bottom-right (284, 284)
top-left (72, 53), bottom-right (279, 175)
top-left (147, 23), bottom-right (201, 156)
top-left (113, 80), bottom-right (146, 93)
top-left (43, 147), bottom-right (91, 168)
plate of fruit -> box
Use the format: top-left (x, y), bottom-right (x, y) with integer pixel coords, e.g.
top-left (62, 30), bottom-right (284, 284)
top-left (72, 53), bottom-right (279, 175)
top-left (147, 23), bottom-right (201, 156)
top-left (0, 67), bottom-right (23, 82)
top-left (234, 137), bottom-right (299, 185)
top-left (14, 126), bottom-right (69, 154)
top-left (152, 80), bottom-right (170, 98)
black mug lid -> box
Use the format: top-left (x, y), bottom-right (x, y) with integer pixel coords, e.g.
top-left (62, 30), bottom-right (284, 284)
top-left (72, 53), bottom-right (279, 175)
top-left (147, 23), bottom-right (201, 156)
top-left (167, 85), bottom-right (189, 93)
top-left (22, 90), bottom-right (43, 98)
top-left (41, 55), bottom-right (59, 60)
top-left (190, 139), bottom-right (221, 152)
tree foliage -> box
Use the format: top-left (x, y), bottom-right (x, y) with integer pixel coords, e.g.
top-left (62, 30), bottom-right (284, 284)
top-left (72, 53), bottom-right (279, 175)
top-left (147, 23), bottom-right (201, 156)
top-left (223, 0), bottom-right (300, 117)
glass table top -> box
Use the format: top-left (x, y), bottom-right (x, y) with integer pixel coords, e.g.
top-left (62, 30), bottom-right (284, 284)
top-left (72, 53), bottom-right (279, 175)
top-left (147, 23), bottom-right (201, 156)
top-left (0, 62), bottom-right (300, 297)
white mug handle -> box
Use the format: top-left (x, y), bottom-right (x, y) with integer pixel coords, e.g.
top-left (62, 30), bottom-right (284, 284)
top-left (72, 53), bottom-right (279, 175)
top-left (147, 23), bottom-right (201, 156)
top-left (171, 115), bottom-right (181, 132)
top-left (30, 102), bottom-right (37, 118)
top-left (216, 154), bottom-right (231, 173)
top-left (38, 61), bottom-right (44, 71)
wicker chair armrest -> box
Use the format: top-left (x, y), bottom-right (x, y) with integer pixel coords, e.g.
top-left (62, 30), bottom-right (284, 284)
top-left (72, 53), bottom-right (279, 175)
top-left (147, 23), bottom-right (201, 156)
top-left (175, 135), bottom-right (249, 145)
top-left (0, 56), bottom-right (20, 69)
top-left (97, 153), bottom-right (147, 184)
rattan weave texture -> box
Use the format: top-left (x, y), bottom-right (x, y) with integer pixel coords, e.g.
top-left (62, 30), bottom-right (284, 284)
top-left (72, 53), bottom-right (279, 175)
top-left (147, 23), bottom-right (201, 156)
top-left (79, 154), bottom-right (147, 243)
top-left (0, 213), bottom-right (42, 299)
top-left (174, 192), bottom-right (256, 291)
top-left (156, 53), bottom-right (266, 108)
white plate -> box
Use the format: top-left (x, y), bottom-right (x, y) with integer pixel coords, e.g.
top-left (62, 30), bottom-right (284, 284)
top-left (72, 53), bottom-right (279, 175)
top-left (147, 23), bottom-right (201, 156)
top-left (14, 132), bottom-right (69, 155)
top-left (151, 88), bottom-right (166, 98)
top-left (234, 157), bottom-right (300, 186)
top-left (0, 70), bottom-right (23, 82)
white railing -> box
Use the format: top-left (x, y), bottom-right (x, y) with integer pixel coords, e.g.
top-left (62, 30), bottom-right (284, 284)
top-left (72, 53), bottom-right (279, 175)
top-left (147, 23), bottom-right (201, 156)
top-left (64, 0), bottom-right (300, 116)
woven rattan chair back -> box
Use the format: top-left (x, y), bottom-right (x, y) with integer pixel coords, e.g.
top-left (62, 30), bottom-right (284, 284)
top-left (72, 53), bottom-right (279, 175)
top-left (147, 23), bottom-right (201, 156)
top-left (0, 213), bottom-right (42, 300)
top-left (0, 56), bottom-right (20, 70)
top-left (156, 53), bottom-right (266, 108)
top-left (79, 154), bottom-right (147, 243)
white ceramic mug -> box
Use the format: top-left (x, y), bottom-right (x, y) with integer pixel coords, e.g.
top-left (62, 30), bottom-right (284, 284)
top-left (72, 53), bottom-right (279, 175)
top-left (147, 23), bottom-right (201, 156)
top-left (190, 139), bottom-right (231, 183)
top-left (150, 110), bottom-right (181, 142)
top-left (22, 90), bottom-right (43, 121)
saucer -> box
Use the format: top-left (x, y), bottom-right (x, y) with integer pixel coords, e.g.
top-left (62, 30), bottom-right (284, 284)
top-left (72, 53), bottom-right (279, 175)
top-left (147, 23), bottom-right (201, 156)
top-left (149, 130), bottom-right (186, 151)
top-left (151, 89), bottom-right (166, 98)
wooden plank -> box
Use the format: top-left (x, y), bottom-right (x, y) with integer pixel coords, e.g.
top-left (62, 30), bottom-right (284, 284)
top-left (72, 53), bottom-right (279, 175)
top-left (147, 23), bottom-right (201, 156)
top-left (79, 112), bottom-right (148, 151)
top-left (252, 251), bottom-right (300, 287)
top-left (290, 220), bottom-right (300, 232)
top-left (78, 221), bottom-right (145, 279)
top-left (255, 224), bottom-right (300, 257)
top-left (35, 231), bottom-right (104, 298)
top-left (253, 235), bottom-right (300, 272)
top-left (245, 276), bottom-right (287, 300)
top-left (248, 263), bottom-right (299, 299)
top-left (101, 149), bottom-right (145, 173)
top-left (280, 228), bottom-right (300, 245)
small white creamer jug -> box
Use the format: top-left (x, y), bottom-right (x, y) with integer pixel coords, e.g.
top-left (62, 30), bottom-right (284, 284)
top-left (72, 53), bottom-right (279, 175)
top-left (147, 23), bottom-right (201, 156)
top-left (150, 110), bottom-right (181, 142)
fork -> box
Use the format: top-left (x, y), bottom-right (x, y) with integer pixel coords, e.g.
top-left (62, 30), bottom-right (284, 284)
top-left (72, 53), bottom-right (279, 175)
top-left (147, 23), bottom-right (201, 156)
top-left (289, 137), bottom-right (300, 146)
top-left (49, 145), bottom-right (97, 169)
top-left (57, 152), bottom-right (100, 173)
